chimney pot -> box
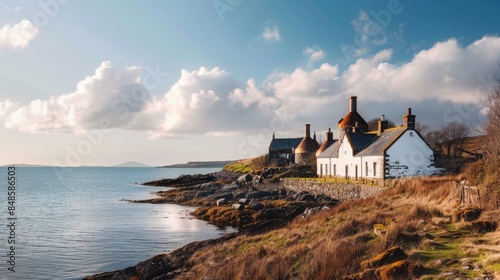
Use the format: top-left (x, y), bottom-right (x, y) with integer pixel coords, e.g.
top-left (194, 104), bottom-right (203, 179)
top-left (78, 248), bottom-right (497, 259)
top-left (381, 115), bottom-right (385, 121)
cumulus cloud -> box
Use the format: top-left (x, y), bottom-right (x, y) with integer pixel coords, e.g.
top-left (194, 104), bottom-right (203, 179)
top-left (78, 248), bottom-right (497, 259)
top-left (0, 61), bottom-right (152, 133)
top-left (0, 19), bottom-right (39, 50)
top-left (1, 36), bottom-right (499, 138)
top-left (303, 46), bottom-right (327, 64)
top-left (261, 22), bottom-right (281, 42)
top-left (341, 36), bottom-right (500, 104)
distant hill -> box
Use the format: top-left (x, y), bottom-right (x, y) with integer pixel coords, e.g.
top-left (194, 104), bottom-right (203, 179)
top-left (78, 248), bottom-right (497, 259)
top-left (161, 161), bottom-right (235, 168)
top-left (0, 164), bottom-right (47, 167)
top-left (111, 161), bottom-right (151, 168)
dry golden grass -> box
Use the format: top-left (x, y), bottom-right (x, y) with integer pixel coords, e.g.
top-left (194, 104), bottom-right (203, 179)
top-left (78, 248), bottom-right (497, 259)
top-left (177, 176), bottom-right (499, 280)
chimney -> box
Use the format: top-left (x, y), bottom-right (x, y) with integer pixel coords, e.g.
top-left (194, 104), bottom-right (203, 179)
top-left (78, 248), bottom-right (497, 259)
top-left (378, 115), bottom-right (389, 134)
top-left (313, 131), bottom-right (316, 141)
top-left (305, 124), bottom-right (311, 138)
top-left (272, 132), bottom-right (275, 139)
top-left (403, 108), bottom-right (416, 130)
top-left (326, 128), bottom-right (333, 141)
top-left (350, 96), bottom-right (357, 112)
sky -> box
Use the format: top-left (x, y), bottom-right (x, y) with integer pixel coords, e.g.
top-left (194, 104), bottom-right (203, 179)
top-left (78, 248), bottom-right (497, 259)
top-left (0, 0), bottom-right (500, 166)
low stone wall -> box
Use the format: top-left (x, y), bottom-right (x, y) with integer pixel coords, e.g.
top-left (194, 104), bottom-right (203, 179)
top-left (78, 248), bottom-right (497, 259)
top-left (280, 179), bottom-right (387, 201)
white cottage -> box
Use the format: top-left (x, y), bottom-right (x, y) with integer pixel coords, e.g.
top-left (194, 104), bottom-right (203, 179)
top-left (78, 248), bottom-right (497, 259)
top-left (316, 97), bottom-right (443, 179)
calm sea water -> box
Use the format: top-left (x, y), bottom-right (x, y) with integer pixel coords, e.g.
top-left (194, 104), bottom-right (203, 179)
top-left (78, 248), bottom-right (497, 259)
top-left (0, 167), bottom-right (234, 280)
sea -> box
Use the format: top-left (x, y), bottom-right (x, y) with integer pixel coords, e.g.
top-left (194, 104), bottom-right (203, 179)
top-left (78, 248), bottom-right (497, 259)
top-left (0, 167), bottom-right (235, 280)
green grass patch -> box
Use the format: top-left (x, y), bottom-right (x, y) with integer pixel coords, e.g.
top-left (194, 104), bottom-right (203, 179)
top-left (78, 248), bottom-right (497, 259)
top-left (223, 162), bottom-right (254, 173)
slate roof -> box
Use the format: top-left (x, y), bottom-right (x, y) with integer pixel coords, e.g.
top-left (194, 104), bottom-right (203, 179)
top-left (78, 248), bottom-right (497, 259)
top-left (345, 132), bottom-right (377, 153)
top-left (316, 139), bottom-right (341, 158)
top-left (317, 127), bottom-right (408, 158)
top-left (269, 138), bottom-right (303, 151)
top-left (356, 127), bottom-right (406, 157)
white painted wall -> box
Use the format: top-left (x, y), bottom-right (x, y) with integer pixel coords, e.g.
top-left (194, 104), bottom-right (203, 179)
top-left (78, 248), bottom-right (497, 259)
top-left (385, 130), bottom-right (440, 178)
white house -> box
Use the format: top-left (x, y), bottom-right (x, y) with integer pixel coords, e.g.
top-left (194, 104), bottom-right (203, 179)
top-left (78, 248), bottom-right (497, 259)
top-left (316, 97), bottom-right (443, 180)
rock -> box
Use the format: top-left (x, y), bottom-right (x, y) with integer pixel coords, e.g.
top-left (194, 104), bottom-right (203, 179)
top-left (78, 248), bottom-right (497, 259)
top-left (237, 174), bottom-right (252, 185)
top-left (239, 198), bottom-right (249, 205)
top-left (212, 192), bottom-right (233, 200)
top-left (246, 191), bottom-right (272, 199)
top-left (232, 204), bottom-right (244, 210)
top-left (302, 206), bottom-right (321, 216)
top-left (199, 182), bottom-right (215, 189)
top-left (361, 246), bottom-right (408, 269)
top-left (143, 174), bottom-right (215, 187)
top-left (233, 190), bottom-right (247, 199)
top-left (296, 193), bottom-right (315, 202)
top-left (194, 190), bottom-right (215, 199)
top-left (248, 201), bottom-right (265, 211)
top-left (222, 184), bottom-right (237, 191)
top-left (216, 198), bottom-right (227, 206)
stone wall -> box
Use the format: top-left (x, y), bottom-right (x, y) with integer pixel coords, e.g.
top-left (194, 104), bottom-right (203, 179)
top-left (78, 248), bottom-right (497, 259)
top-left (280, 179), bottom-right (386, 201)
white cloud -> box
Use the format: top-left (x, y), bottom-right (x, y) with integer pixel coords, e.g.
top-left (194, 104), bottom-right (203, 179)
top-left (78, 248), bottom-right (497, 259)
top-left (1, 36), bottom-right (499, 138)
top-left (0, 20), bottom-right (39, 50)
top-left (0, 61), bottom-right (152, 133)
top-left (341, 36), bottom-right (500, 104)
top-left (303, 46), bottom-right (327, 64)
top-left (261, 22), bottom-right (281, 42)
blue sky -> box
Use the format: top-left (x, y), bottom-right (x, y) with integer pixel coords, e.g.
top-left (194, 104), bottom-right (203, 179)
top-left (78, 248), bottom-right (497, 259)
top-left (1, 0), bottom-right (499, 166)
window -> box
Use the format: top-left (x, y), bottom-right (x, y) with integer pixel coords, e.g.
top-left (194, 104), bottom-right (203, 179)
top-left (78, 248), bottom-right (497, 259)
top-left (333, 164), bottom-right (336, 176)
top-left (365, 162), bottom-right (368, 176)
top-left (320, 164), bottom-right (323, 177)
top-left (373, 162), bottom-right (377, 177)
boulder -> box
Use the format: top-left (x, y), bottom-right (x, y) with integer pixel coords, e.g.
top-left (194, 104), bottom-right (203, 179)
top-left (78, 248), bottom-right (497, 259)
top-left (222, 184), bottom-right (238, 191)
top-left (232, 204), bottom-right (245, 211)
top-left (239, 198), bottom-right (249, 205)
top-left (248, 201), bottom-right (265, 211)
top-left (216, 198), bottom-right (227, 206)
top-left (246, 191), bottom-right (272, 199)
top-left (194, 190), bottom-right (214, 199)
top-left (237, 174), bottom-right (252, 185)
top-left (296, 193), bottom-right (315, 202)
top-left (212, 192), bottom-right (233, 200)
top-left (233, 190), bottom-right (248, 199)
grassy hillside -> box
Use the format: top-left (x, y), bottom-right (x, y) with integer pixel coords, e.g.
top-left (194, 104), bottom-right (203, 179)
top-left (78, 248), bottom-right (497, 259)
top-left (178, 177), bottom-right (500, 279)
top-left (223, 155), bottom-right (268, 174)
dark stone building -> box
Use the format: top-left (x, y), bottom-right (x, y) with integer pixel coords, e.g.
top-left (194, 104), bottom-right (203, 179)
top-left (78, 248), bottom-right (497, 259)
top-left (268, 133), bottom-right (303, 165)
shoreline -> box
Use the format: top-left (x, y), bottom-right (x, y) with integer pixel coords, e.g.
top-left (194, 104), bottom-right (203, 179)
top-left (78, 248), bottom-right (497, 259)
top-left (85, 167), bottom-right (384, 279)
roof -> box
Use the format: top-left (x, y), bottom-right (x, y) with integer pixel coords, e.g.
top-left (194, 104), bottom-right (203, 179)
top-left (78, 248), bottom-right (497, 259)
top-left (345, 132), bottom-right (377, 152)
top-left (295, 137), bottom-right (320, 154)
top-left (356, 127), bottom-right (406, 157)
top-left (317, 139), bottom-right (340, 158)
top-left (269, 138), bottom-right (303, 151)
top-left (338, 112), bottom-right (368, 130)
top-left (316, 139), bottom-right (337, 156)
top-left (317, 128), bottom-right (406, 158)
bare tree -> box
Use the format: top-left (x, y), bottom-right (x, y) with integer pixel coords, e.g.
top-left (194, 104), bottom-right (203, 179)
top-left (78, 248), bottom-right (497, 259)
top-left (425, 121), bottom-right (471, 157)
top-left (482, 77), bottom-right (500, 165)
top-left (416, 122), bottom-right (430, 138)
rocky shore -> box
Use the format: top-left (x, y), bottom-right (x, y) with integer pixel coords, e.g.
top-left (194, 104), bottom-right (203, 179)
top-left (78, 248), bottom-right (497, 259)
top-left (85, 166), bottom-right (378, 279)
